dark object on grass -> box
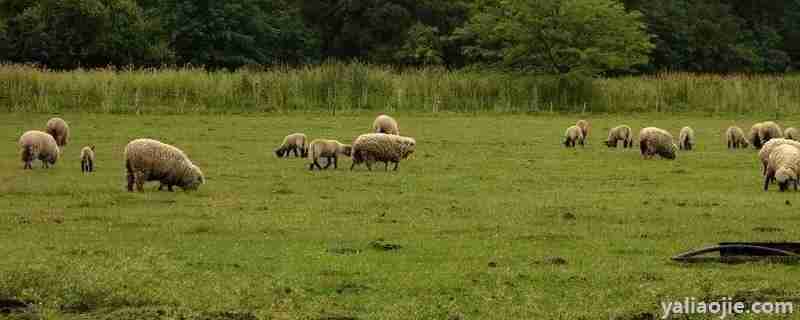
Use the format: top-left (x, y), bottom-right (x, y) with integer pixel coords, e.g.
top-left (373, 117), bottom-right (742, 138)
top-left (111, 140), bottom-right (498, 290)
top-left (672, 242), bottom-right (800, 263)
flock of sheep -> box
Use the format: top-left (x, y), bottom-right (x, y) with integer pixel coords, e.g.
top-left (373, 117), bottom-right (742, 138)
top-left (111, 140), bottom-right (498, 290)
top-left (564, 119), bottom-right (800, 191)
top-left (15, 114), bottom-right (416, 192)
top-left (274, 114), bottom-right (417, 171)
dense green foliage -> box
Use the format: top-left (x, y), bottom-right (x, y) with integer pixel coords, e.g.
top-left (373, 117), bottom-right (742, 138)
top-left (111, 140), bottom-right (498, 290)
top-left (1, 0), bottom-right (799, 74)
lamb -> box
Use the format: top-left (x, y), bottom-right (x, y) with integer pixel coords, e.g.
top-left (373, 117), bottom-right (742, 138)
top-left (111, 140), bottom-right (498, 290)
top-left (757, 138), bottom-right (800, 177)
top-left (124, 138), bottom-right (204, 192)
top-left (604, 125), bottom-right (633, 148)
top-left (785, 127), bottom-right (800, 141)
top-left (563, 125), bottom-right (584, 147)
top-left (18, 130), bottom-right (60, 169)
top-left (678, 126), bottom-right (695, 150)
top-left (749, 121), bottom-right (783, 149)
top-left (638, 127), bottom-right (678, 159)
top-left (45, 117), bottom-right (70, 147)
top-left (372, 114), bottom-right (400, 135)
top-left (350, 133), bottom-right (416, 171)
top-left (764, 144), bottom-right (800, 192)
top-left (275, 133), bottom-right (308, 158)
top-left (576, 119), bottom-right (590, 140)
top-left (307, 139), bottom-right (352, 170)
top-left (80, 145), bottom-right (95, 172)
top-left (725, 126), bottom-right (749, 149)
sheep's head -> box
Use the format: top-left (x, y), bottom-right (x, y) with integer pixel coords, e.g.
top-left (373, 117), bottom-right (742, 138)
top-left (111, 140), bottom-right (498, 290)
top-left (181, 164), bottom-right (204, 191)
top-left (90, 144), bottom-right (96, 151)
top-left (47, 149), bottom-right (59, 164)
top-left (399, 137), bottom-right (416, 159)
top-left (274, 148), bottom-right (285, 157)
top-left (660, 143), bottom-right (677, 159)
top-left (340, 144), bottom-right (353, 157)
top-left (776, 167), bottom-right (796, 192)
top-left (603, 140), bottom-right (615, 148)
top-left (301, 148), bottom-right (309, 158)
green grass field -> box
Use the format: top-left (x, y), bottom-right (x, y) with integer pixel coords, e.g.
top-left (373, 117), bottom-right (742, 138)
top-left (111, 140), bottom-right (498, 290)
top-left (1, 113), bottom-right (799, 320)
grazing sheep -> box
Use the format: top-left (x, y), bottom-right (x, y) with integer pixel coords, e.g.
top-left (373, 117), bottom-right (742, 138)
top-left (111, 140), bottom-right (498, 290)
top-left (764, 144), bottom-right (800, 192)
top-left (785, 127), bottom-right (800, 141)
top-left (80, 145), bottom-right (95, 172)
top-left (563, 125), bottom-right (584, 148)
top-left (350, 133), bottom-right (416, 171)
top-left (45, 117), bottom-right (70, 147)
top-left (576, 120), bottom-right (590, 140)
top-left (124, 138), bottom-right (204, 192)
top-left (307, 139), bottom-right (352, 170)
top-left (18, 130), bottom-right (60, 169)
top-left (638, 127), bottom-right (678, 160)
top-left (725, 126), bottom-right (749, 149)
top-left (373, 114), bottom-right (400, 135)
top-left (749, 121), bottom-right (783, 149)
top-left (275, 133), bottom-right (308, 158)
top-left (604, 125), bottom-right (633, 148)
top-left (678, 126), bottom-right (695, 150)
top-left (757, 138), bottom-right (800, 177)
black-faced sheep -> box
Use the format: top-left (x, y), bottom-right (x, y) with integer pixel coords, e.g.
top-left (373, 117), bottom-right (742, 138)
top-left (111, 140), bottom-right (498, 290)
top-left (45, 117), bottom-right (70, 147)
top-left (639, 127), bottom-right (677, 160)
top-left (678, 126), bottom-right (695, 150)
top-left (749, 121), bottom-right (783, 149)
top-left (725, 126), bottom-right (749, 149)
top-left (307, 139), bottom-right (352, 170)
top-left (373, 114), bottom-right (400, 135)
top-left (124, 138), bottom-right (204, 192)
top-left (564, 125), bottom-right (584, 148)
top-left (350, 133), bottom-right (416, 171)
top-left (757, 138), bottom-right (800, 177)
top-left (604, 125), bottom-right (633, 148)
top-left (275, 133), bottom-right (308, 158)
top-left (18, 130), bottom-right (60, 169)
top-left (80, 145), bottom-right (95, 172)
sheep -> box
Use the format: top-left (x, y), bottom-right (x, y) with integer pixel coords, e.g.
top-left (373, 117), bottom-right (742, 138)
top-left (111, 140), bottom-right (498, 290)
top-left (764, 144), bottom-right (800, 192)
top-left (725, 126), bottom-right (749, 149)
top-left (45, 117), bottom-right (70, 147)
top-left (576, 119), bottom-right (590, 141)
top-left (124, 138), bottom-right (204, 192)
top-left (372, 114), bottom-right (400, 135)
top-left (749, 121), bottom-right (783, 149)
top-left (604, 125), bottom-right (633, 148)
top-left (275, 133), bottom-right (308, 158)
top-left (563, 125), bottom-right (584, 148)
top-left (638, 127), bottom-right (678, 160)
top-left (18, 130), bottom-right (60, 169)
top-left (80, 145), bottom-right (95, 172)
top-left (757, 138), bottom-right (800, 177)
top-left (785, 127), bottom-right (800, 141)
top-left (678, 126), bottom-right (695, 150)
top-left (350, 133), bottom-right (416, 171)
top-left (307, 139), bottom-right (352, 170)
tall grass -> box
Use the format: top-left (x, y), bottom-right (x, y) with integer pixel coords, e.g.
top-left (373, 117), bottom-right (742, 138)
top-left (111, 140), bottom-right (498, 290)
top-left (2, 62), bottom-right (800, 115)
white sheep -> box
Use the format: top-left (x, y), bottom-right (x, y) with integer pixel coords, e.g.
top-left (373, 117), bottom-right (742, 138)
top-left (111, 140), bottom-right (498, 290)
top-left (18, 130), bottom-right (60, 169)
top-left (678, 126), bottom-right (695, 150)
top-left (563, 125), bottom-right (584, 147)
top-left (350, 133), bottom-right (416, 171)
top-left (638, 127), bottom-right (677, 160)
top-left (604, 125), bottom-right (633, 148)
top-left (373, 114), bottom-right (400, 135)
top-left (45, 117), bottom-right (70, 147)
top-left (725, 126), bottom-right (749, 149)
top-left (749, 121), bottom-right (783, 149)
top-left (307, 139), bottom-right (352, 170)
top-left (275, 133), bottom-right (308, 158)
top-left (785, 127), bottom-right (799, 141)
top-left (576, 119), bottom-right (590, 140)
top-left (80, 145), bottom-right (95, 172)
top-left (764, 144), bottom-right (800, 192)
top-left (124, 138), bottom-right (204, 192)
top-left (757, 138), bottom-right (800, 177)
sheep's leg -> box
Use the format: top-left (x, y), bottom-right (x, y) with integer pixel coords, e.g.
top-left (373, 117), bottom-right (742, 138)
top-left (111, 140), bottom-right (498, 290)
top-left (168, 185), bottom-right (174, 192)
top-left (764, 174), bottom-right (771, 191)
top-left (333, 156), bottom-right (338, 169)
top-left (323, 157), bottom-right (332, 169)
top-left (292, 147), bottom-right (299, 157)
top-left (350, 162), bottom-right (357, 170)
top-left (365, 160), bottom-right (373, 171)
top-left (384, 161), bottom-right (389, 171)
top-left (393, 161), bottom-right (399, 171)
top-left (89, 160), bottom-right (93, 172)
top-left (134, 173), bottom-right (146, 192)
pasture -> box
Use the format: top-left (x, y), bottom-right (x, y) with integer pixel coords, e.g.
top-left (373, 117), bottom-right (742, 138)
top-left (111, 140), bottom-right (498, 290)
top-left (1, 112), bottom-right (799, 320)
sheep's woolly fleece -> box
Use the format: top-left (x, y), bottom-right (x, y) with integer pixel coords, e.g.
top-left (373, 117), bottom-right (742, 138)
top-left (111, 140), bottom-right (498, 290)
top-left (765, 144), bottom-right (800, 191)
top-left (564, 125), bottom-right (583, 147)
top-left (308, 139), bottom-right (351, 170)
top-left (124, 138), bottom-right (204, 192)
top-left (372, 115), bottom-right (400, 135)
top-left (80, 145), bottom-right (95, 172)
top-left (576, 119), bottom-right (590, 138)
top-left (785, 127), bottom-right (800, 141)
top-left (604, 125), bottom-right (633, 148)
top-left (275, 133), bottom-right (308, 157)
top-left (350, 133), bottom-right (416, 170)
top-left (725, 126), bottom-right (749, 148)
top-left (18, 130), bottom-right (60, 169)
top-left (638, 127), bottom-right (677, 159)
top-left (749, 121), bottom-right (783, 149)
top-left (45, 117), bottom-right (70, 147)
top-left (757, 138), bottom-right (800, 176)
top-left (678, 126), bottom-right (695, 150)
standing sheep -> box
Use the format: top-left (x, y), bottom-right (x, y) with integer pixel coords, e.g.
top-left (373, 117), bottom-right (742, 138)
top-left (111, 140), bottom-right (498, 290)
top-left (350, 133), bottom-right (416, 171)
top-left (563, 125), bottom-right (584, 148)
top-left (275, 133), bottom-right (308, 158)
top-left (18, 130), bottom-right (60, 169)
top-left (307, 139), bottom-right (352, 170)
top-left (45, 117), bottom-right (70, 148)
top-left (764, 144), bottom-right (800, 192)
top-left (638, 127), bottom-right (678, 160)
top-left (678, 126), bottom-right (695, 150)
top-left (785, 127), bottom-right (800, 141)
top-left (757, 138), bottom-right (800, 177)
top-left (373, 114), bottom-right (400, 135)
top-left (725, 126), bottom-right (749, 149)
top-left (124, 138), bottom-right (204, 192)
top-left (576, 119), bottom-right (590, 141)
top-left (80, 145), bottom-right (95, 172)
top-left (749, 121), bottom-right (783, 149)
top-left (604, 125), bottom-right (633, 148)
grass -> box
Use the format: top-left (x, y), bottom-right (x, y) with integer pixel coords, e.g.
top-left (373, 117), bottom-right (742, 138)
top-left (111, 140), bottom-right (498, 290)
top-left (3, 62), bottom-right (800, 115)
top-left (1, 112), bottom-right (800, 319)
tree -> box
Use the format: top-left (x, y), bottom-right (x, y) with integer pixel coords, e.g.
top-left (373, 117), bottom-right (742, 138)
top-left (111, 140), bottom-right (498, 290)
top-left (458, 0), bottom-right (654, 75)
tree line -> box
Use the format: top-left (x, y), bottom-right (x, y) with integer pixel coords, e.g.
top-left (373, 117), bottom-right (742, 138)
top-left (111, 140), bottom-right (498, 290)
top-left (1, 0), bottom-right (798, 75)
